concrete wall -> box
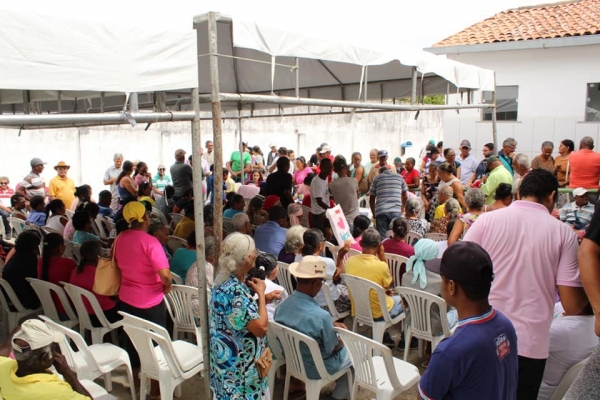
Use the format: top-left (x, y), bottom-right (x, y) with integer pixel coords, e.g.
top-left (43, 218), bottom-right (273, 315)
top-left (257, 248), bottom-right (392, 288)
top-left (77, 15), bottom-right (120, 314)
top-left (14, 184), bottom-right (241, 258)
top-left (442, 44), bottom-right (600, 161)
top-left (0, 109), bottom-right (442, 199)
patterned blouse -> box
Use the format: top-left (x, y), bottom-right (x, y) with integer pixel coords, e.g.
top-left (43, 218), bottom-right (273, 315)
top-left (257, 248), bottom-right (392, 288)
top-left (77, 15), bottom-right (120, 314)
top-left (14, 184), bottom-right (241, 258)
top-left (422, 175), bottom-right (440, 221)
top-left (407, 218), bottom-right (430, 237)
top-left (209, 275), bottom-right (266, 399)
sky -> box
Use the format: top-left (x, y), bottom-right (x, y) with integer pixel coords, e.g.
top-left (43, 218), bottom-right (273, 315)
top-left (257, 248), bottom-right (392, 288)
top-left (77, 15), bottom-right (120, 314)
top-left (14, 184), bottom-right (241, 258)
top-left (8, 0), bottom-right (562, 50)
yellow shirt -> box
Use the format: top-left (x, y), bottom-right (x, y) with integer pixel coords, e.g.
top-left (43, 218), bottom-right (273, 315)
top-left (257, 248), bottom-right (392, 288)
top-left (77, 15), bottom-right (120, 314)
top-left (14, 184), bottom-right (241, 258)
top-left (225, 177), bottom-right (237, 194)
top-left (344, 254), bottom-right (394, 319)
top-left (0, 357), bottom-right (90, 400)
top-left (434, 203), bottom-right (446, 220)
top-left (173, 216), bottom-right (195, 241)
top-left (49, 176), bottom-right (76, 209)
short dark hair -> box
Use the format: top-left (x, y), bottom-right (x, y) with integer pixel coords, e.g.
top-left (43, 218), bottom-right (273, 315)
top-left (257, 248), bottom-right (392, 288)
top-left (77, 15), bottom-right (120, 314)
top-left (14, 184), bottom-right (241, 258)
top-left (72, 211), bottom-right (91, 230)
top-left (484, 142), bottom-right (494, 151)
top-left (320, 158), bottom-right (332, 169)
top-left (518, 168), bottom-right (558, 203)
top-left (164, 185), bottom-right (175, 198)
top-left (561, 139), bottom-right (575, 152)
top-left (268, 205), bottom-right (286, 222)
top-left (303, 173), bottom-right (315, 186)
top-left (232, 194), bottom-right (244, 205)
top-left (99, 190), bottom-right (111, 199)
top-left (276, 156), bottom-right (290, 170)
top-left (29, 195), bottom-right (45, 209)
top-left (450, 266), bottom-right (494, 301)
top-left (495, 183), bottom-right (513, 201)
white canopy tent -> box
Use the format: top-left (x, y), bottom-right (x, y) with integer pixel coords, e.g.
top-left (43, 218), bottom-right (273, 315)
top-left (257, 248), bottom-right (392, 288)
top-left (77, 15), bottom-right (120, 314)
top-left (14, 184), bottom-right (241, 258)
top-left (0, 9), bottom-right (497, 396)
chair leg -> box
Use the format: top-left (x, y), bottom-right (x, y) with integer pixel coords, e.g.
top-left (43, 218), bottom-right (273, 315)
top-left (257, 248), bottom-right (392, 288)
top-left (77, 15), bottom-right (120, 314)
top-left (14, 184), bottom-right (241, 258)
top-left (110, 329), bottom-right (118, 345)
top-left (403, 329), bottom-right (412, 361)
top-left (305, 382), bottom-right (322, 400)
top-left (125, 363), bottom-right (136, 400)
top-left (103, 372), bottom-right (113, 391)
top-left (282, 374), bottom-right (291, 400)
top-left (139, 372), bottom-right (148, 400)
top-left (418, 339), bottom-right (425, 358)
top-left (159, 377), bottom-right (174, 400)
top-left (352, 317), bottom-right (358, 332)
top-left (372, 324), bottom-right (385, 343)
top-left (8, 313), bottom-right (18, 332)
top-left (267, 363), bottom-right (279, 397)
top-left (91, 330), bottom-right (102, 345)
top-left (174, 383), bottom-right (182, 398)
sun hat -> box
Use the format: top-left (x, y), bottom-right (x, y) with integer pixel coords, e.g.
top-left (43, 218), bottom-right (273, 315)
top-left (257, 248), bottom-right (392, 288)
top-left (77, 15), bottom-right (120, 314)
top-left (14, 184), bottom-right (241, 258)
top-left (54, 161), bottom-right (70, 170)
top-left (289, 255), bottom-right (332, 279)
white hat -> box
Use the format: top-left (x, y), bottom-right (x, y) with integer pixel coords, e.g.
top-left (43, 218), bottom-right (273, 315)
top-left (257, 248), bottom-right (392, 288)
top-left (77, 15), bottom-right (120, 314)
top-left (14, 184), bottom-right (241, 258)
top-left (12, 319), bottom-right (64, 353)
top-left (319, 145), bottom-right (332, 153)
top-left (289, 255), bottom-right (332, 279)
top-left (573, 188), bottom-right (588, 197)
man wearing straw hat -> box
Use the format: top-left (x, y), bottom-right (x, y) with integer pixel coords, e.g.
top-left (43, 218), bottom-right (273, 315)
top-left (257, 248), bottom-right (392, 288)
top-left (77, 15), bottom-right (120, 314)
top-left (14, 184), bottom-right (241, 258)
top-left (49, 161), bottom-right (76, 209)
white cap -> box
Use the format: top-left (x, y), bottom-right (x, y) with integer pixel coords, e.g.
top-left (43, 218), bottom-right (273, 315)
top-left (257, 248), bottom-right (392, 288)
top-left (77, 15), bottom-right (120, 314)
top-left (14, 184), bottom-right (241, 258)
top-left (573, 188), bottom-right (588, 197)
top-left (319, 145), bottom-right (332, 153)
top-left (289, 255), bottom-right (332, 279)
top-left (12, 319), bottom-right (64, 353)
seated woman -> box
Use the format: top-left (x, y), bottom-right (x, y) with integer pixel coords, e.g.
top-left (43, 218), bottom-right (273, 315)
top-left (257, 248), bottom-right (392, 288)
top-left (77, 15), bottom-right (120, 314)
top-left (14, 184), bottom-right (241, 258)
top-left (429, 198), bottom-right (461, 235)
top-left (185, 236), bottom-right (216, 324)
top-left (72, 211), bottom-right (101, 245)
top-left (64, 202), bottom-right (102, 242)
top-left (37, 233), bottom-right (77, 319)
top-left (44, 199), bottom-right (69, 234)
top-left (350, 215), bottom-right (371, 252)
top-left (137, 182), bottom-right (155, 207)
top-left (26, 195), bottom-right (47, 226)
top-left (147, 221), bottom-right (172, 260)
top-left (2, 231), bottom-right (41, 310)
top-left (405, 198), bottom-right (430, 237)
top-left (246, 196), bottom-right (268, 226)
top-left (69, 240), bottom-right (120, 325)
top-left (254, 253), bottom-right (287, 321)
top-left (382, 218), bottom-right (415, 259)
top-left (482, 183), bottom-right (513, 212)
top-left (278, 225), bottom-right (307, 264)
top-left (287, 203), bottom-right (303, 227)
top-left (448, 188), bottom-right (485, 245)
top-left (69, 184), bottom-right (93, 212)
top-left (170, 231), bottom-right (197, 282)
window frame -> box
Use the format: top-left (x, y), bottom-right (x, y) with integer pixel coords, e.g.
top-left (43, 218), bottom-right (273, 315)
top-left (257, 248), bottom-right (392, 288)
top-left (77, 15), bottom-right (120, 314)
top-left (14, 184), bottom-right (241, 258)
top-left (481, 85), bottom-right (519, 122)
top-left (585, 82), bottom-right (600, 122)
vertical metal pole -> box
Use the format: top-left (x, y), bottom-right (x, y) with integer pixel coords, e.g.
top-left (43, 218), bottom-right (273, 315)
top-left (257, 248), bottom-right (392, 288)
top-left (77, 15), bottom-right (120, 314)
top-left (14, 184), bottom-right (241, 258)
top-left (129, 92), bottom-right (139, 112)
top-left (295, 58), bottom-right (300, 98)
top-left (57, 91), bottom-right (62, 113)
top-left (190, 87), bottom-right (211, 399)
top-left (208, 12), bottom-right (224, 266)
top-left (491, 72), bottom-right (499, 154)
top-left (411, 67), bottom-right (418, 104)
top-left (364, 66), bottom-right (368, 102)
top-left (238, 107), bottom-right (245, 183)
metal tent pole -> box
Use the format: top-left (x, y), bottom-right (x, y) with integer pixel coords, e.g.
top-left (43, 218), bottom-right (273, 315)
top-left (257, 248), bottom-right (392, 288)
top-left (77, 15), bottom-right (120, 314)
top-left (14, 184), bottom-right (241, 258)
top-left (0, 111), bottom-right (196, 126)
top-left (491, 72), bottom-right (499, 154)
top-left (190, 87), bottom-right (211, 399)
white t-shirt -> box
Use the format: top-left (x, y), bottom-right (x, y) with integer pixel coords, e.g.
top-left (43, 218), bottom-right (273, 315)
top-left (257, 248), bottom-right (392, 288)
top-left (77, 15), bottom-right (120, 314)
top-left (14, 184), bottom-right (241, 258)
top-left (310, 175), bottom-right (329, 215)
top-left (538, 303), bottom-right (598, 400)
top-left (458, 154), bottom-right (479, 185)
top-left (264, 278), bottom-right (288, 321)
top-left (329, 177), bottom-right (359, 224)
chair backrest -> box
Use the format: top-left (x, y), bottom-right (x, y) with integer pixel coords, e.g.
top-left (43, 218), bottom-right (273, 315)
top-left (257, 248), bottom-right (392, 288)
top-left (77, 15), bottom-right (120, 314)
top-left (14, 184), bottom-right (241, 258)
top-left (39, 316), bottom-right (98, 371)
top-left (151, 208), bottom-right (169, 226)
top-left (118, 311), bottom-right (188, 378)
top-left (101, 218), bottom-right (116, 238)
top-left (385, 230), bottom-right (394, 239)
top-left (26, 278), bottom-right (78, 323)
top-left (396, 287), bottom-right (450, 338)
top-left (165, 285), bottom-right (197, 331)
top-left (300, 205), bottom-right (311, 228)
top-left (65, 209), bottom-right (75, 219)
top-left (268, 321), bottom-right (330, 381)
top-left (7, 217), bottom-right (25, 236)
top-left (61, 282), bottom-right (113, 331)
top-left (0, 278), bottom-right (30, 312)
top-left (406, 231), bottom-right (423, 246)
top-left (321, 283), bottom-right (343, 320)
top-left (276, 262), bottom-right (295, 295)
top-left (324, 241), bottom-right (339, 263)
top-left (63, 240), bottom-right (82, 264)
top-left (358, 196), bottom-right (368, 208)
top-left (342, 274), bottom-right (392, 324)
top-left (92, 216), bottom-right (107, 239)
top-left (424, 233), bottom-right (447, 242)
top-left (167, 236), bottom-right (187, 254)
top-left (169, 213), bottom-right (184, 227)
top-left (550, 357), bottom-right (590, 400)
top-left (384, 253), bottom-right (409, 287)
top-left (41, 226), bottom-right (62, 236)
top-left (172, 274), bottom-right (184, 285)
top-left (348, 248), bottom-right (361, 258)
top-left (222, 218), bottom-right (235, 234)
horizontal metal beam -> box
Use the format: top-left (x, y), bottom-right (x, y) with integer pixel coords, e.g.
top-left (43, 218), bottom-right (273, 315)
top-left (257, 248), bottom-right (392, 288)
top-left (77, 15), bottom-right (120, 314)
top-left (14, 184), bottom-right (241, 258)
top-left (197, 93), bottom-right (494, 111)
top-left (0, 111), bottom-right (196, 127)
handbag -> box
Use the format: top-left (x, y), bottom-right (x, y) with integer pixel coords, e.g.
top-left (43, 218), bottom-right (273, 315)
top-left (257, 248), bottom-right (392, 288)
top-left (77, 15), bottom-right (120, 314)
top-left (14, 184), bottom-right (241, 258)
top-left (255, 347), bottom-right (273, 379)
top-left (93, 235), bottom-right (121, 296)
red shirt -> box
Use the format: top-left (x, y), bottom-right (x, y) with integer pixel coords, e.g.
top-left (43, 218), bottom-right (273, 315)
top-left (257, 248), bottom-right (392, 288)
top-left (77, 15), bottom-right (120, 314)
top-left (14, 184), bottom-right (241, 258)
top-left (382, 239), bottom-right (415, 258)
top-left (401, 168), bottom-right (420, 186)
top-left (69, 265), bottom-right (117, 313)
top-left (0, 186), bottom-right (15, 209)
top-left (37, 257), bottom-right (77, 314)
top-left (568, 149), bottom-right (600, 189)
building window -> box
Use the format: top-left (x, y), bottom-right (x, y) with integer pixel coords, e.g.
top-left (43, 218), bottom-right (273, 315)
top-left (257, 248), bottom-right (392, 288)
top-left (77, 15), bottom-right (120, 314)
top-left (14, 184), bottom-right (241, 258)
top-left (586, 83), bottom-right (600, 122)
top-left (482, 86), bottom-right (519, 121)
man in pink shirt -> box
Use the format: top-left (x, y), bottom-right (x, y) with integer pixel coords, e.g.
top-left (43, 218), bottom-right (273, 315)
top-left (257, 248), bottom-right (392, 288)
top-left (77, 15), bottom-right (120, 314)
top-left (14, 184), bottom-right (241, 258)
top-left (568, 136), bottom-right (600, 189)
top-left (463, 169), bottom-right (588, 400)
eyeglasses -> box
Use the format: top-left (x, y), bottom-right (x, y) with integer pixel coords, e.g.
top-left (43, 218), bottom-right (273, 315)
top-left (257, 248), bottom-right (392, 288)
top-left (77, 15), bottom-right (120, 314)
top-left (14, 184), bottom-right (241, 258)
top-left (57, 167), bottom-right (68, 170)
top-left (159, 168), bottom-right (165, 171)
top-left (0, 182), bottom-right (8, 185)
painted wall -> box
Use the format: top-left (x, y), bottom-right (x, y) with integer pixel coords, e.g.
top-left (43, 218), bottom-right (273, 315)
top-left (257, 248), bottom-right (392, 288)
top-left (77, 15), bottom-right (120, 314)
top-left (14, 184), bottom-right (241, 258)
top-left (0, 109), bottom-right (442, 199)
top-left (441, 44), bottom-right (600, 160)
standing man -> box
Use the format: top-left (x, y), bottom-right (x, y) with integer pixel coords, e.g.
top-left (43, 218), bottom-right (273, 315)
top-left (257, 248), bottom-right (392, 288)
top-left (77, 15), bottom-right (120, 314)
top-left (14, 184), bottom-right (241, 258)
top-left (367, 150), bottom-right (397, 187)
top-left (498, 137), bottom-right (517, 176)
top-left (170, 149), bottom-right (193, 201)
top-left (458, 140), bottom-right (479, 187)
top-left (308, 146), bottom-right (321, 172)
top-left (202, 140), bottom-right (214, 168)
top-left (369, 166), bottom-right (408, 238)
top-left (481, 156), bottom-right (513, 205)
top-left (152, 164), bottom-right (172, 196)
top-left (464, 169), bottom-right (588, 399)
top-left (103, 153), bottom-right (123, 211)
top-left (227, 141), bottom-right (252, 183)
top-left (315, 145), bottom-right (335, 182)
top-left (267, 143), bottom-right (278, 168)
top-left (568, 136), bottom-right (600, 190)
top-left (20, 158), bottom-right (47, 200)
top-left (48, 161), bottom-right (76, 210)
top-left (310, 158), bottom-right (333, 231)
top-left (418, 241), bottom-right (518, 400)
top-left (363, 148), bottom-right (379, 177)
top-left (329, 156), bottom-right (359, 228)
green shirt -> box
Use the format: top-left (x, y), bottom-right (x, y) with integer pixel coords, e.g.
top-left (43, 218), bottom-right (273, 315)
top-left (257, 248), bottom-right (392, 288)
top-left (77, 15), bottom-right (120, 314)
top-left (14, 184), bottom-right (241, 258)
top-left (230, 151), bottom-right (252, 173)
top-left (482, 166), bottom-right (513, 204)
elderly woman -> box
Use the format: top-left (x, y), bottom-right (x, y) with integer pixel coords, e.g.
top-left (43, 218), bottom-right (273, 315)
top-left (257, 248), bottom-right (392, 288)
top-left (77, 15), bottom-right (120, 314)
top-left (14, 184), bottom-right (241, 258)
top-left (448, 188), bottom-right (485, 245)
top-left (382, 217), bottom-right (415, 259)
top-left (531, 141), bottom-right (555, 173)
top-left (429, 198), bottom-right (461, 234)
top-left (405, 198), bottom-right (430, 237)
top-left (287, 203), bottom-right (303, 227)
top-left (210, 233), bottom-right (270, 399)
top-left (511, 153), bottom-right (531, 197)
top-left (278, 225), bottom-right (307, 264)
top-left (437, 162), bottom-right (467, 211)
top-left (421, 161), bottom-right (441, 221)
top-left (247, 196), bottom-right (268, 226)
top-left (483, 183), bottom-right (513, 212)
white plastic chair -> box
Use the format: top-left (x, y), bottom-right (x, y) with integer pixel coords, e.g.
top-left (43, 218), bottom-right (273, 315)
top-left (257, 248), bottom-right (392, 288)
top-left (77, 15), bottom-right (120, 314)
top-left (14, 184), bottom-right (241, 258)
top-left (334, 327), bottom-right (421, 400)
top-left (40, 316), bottom-right (136, 399)
top-left (61, 282), bottom-right (121, 345)
top-left (358, 195), bottom-right (368, 208)
top-left (169, 213), bottom-right (184, 231)
top-left (384, 253), bottom-right (409, 287)
top-left (549, 357), bottom-right (590, 400)
top-left (165, 285), bottom-right (198, 340)
top-left (276, 262), bottom-right (295, 296)
top-left (26, 278), bottom-right (79, 329)
top-left (406, 231), bottom-right (422, 246)
top-left (92, 216), bottom-right (107, 240)
top-left (266, 321), bottom-right (287, 397)
top-left (167, 235), bottom-right (187, 255)
top-left (322, 283), bottom-right (349, 321)
top-left (384, 230), bottom-right (394, 239)
top-left (324, 241), bottom-right (339, 263)
top-left (172, 274), bottom-right (184, 285)
top-left (119, 311), bottom-right (204, 400)
top-left (65, 209), bottom-right (75, 219)
top-left (0, 278), bottom-right (42, 333)
top-left (396, 287), bottom-right (451, 361)
top-left (424, 232), bottom-right (447, 242)
top-left (300, 205), bottom-right (311, 228)
top-left (151, 207), bottom-right (169, 226)
top-left (348, 248), bottom-right (361, 258)
top-left (222, 217), bottom-right (235, 234)
top-left (63, 240), bottom-right (82, 264)
top-left (341, 274), bottom-right (405, 343)
top-left (268, 321), bottom-right (352, 400)
top-left (7, 217), bottom-right (25, 236)
top-left (41, 226), bottom-right (63, 236)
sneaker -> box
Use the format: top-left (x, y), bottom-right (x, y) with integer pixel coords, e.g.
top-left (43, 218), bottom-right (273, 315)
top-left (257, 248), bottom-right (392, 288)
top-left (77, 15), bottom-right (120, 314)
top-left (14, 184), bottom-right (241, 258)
top-left (382, 331), bottom-right (396, 347)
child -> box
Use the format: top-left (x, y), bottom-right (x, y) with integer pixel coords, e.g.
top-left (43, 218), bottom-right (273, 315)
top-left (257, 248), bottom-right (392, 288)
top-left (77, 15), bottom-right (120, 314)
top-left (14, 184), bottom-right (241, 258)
top-left (97, 190), bottom-right (114, 219)
top-left (26, 195), bottom-right (47, 226)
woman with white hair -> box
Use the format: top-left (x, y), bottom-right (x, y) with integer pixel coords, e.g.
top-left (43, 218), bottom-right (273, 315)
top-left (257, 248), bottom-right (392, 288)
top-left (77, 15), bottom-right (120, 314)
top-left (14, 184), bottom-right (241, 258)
top-left (405, 198), bottom-right (430, 236)
top-left (209, 233), bottom-right (270, 399)
top-left (429, 198), bottom-right (461, 234)
top-left (448, 188), bottom-right (485, 245)
top-left (278, 225), bottom-right (307, 264)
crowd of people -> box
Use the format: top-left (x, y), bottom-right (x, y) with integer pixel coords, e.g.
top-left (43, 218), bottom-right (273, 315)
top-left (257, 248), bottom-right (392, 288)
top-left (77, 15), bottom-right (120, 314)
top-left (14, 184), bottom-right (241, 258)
top-left (1, 134), bottom-right (600, 399)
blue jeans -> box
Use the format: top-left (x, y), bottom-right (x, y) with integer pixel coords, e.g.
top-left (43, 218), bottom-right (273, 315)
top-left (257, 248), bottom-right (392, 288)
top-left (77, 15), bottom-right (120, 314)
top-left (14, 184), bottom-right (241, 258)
top-left (375, 212), bottom-right (400, 238)
top-left (0, 209), bottom-right (10, 236)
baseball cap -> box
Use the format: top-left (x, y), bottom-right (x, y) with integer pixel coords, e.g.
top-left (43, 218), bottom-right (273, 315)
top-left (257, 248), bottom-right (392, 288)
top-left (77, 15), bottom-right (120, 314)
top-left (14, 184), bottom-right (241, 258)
top-left (393, 157), bottom-right (402, 164)
top-left (425, 241), bottom-right (494, 286)
top-left (319, 145), bottom-right (332, 153)
top-left (269, 143), bottom-right (276, 148)
top-left (30, 158), bottom-right (46, 168)
top-left (486, 155), bottom-right (500, 166)
top-left (320, 142), bottom-right (329, 147)
top-left (123, 201), bottom-right (147, 223)
top-left (174, 149), bottom-right (186, 156)
top-left (12, 319), bottom-right (64, 353)
top-left (460, 140), bottom-right (471, 149)
top-left (573, 188), bottom-right (588, 197)
top-left (289, 255), bottom-right (332, 279)
top-left (377, 150), bottom-right (388, 158)
top-left (242, 141), bottom-right (248, 145)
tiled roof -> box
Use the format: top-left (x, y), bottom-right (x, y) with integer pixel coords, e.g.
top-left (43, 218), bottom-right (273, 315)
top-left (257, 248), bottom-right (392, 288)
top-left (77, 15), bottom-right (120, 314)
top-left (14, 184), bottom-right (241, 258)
top-left (433, 0), bottom-right (600, 47)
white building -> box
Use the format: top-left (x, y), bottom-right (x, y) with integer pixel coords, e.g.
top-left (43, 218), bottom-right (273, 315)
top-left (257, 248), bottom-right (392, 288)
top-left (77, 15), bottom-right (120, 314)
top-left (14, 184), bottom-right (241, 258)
top-left (427, 0), bottom-right (600, 161)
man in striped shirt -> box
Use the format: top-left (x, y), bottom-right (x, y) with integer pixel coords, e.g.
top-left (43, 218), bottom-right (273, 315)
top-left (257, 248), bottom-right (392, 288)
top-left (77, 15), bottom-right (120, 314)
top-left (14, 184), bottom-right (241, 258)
top-left (369, 165), bottom-right (408, 238)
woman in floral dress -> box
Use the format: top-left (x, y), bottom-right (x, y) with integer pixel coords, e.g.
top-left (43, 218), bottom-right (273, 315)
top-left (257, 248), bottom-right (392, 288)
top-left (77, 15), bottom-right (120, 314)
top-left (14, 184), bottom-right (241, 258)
top-left (421, 161), bottom-right (441, 222)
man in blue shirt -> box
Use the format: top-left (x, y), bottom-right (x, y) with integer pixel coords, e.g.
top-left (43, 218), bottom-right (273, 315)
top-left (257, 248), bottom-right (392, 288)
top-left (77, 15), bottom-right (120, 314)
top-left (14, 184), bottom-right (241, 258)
top-left (274, 256), bottom-right (351, 400)
top-left (253, 205), bottom-right (287, 256)
top-left (419, 241), bottom-right (518, 400)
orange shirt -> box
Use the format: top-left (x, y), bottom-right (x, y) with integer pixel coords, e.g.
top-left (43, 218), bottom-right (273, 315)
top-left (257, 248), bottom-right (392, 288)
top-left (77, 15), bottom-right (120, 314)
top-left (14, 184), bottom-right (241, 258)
top-left (568, 149), bottom-right (600, 189)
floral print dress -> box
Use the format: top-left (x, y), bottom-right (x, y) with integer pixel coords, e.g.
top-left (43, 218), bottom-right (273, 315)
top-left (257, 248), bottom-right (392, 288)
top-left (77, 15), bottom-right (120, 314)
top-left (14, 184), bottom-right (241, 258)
top-left (210, 275), bottom-right (266, 399)
top-left (422, 176), bottom-right (440, 222)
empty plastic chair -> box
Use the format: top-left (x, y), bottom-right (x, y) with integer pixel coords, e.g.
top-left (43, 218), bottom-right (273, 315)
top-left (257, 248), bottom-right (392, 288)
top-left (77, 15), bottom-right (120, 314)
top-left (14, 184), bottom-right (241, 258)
top-left (26, 278), bottom-right (79, 329)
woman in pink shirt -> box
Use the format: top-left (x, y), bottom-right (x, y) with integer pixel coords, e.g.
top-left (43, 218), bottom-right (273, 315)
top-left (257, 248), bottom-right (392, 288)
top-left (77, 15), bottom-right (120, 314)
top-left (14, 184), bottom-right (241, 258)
top-left (115, 201), bottom-right (172, 394)
top-left (350, 215), bottom-right (371, 251)
top-left (293, 156), bottom-right (313, 187)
